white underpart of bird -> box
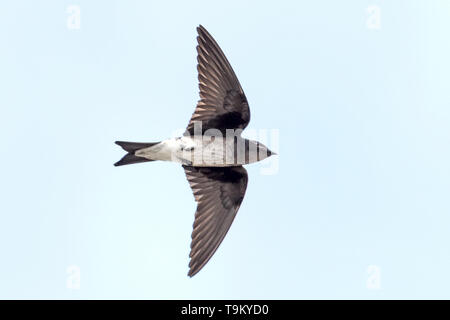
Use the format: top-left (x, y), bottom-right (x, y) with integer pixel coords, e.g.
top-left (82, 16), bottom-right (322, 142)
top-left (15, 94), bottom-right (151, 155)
top-left (134, 135), bottom-right (272, 167)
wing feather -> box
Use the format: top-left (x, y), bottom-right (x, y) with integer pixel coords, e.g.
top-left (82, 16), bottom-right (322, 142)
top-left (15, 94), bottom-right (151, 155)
top-left (185, 25), bottom-right (250, 136)
top-left (183, 165), bottom-right (248, 277)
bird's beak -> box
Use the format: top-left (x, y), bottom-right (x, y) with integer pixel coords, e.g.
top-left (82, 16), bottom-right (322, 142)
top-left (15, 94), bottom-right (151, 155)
top-left (269, 150), bottom-right (277, 156)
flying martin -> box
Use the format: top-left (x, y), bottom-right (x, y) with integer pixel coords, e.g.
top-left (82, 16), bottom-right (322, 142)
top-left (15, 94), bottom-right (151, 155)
top-left (115, 25), bottom-right (277, 277)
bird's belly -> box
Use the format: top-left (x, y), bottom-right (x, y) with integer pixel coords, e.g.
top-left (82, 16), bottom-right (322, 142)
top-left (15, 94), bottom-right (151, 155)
top-left (138, 137), bottom-right (256, 167)
top-left (189, 149), bottom-right (234, 167)
top-left (179, 137), bottom-right (240, 167)
top-left (178, 140), bottom-right (230, 167)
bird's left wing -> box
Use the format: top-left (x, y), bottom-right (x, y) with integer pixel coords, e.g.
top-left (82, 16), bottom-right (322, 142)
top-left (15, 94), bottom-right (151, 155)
top-left (183, 165), bottom-right (248, 277)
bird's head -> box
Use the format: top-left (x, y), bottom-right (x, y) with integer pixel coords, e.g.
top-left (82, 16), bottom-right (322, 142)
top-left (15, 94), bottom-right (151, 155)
top-left (249, 140), bottom-right (277, 161)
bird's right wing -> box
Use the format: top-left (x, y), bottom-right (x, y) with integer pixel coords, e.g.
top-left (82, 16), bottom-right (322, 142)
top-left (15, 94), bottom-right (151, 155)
top-left (183, 165), bottom-right (248, 277)
top-left (185, 25), bottom-right (250, 136)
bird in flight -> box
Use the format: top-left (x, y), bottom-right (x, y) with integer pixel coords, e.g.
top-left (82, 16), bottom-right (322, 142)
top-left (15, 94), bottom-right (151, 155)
top-left (115, 25), bottom-right (277, 277)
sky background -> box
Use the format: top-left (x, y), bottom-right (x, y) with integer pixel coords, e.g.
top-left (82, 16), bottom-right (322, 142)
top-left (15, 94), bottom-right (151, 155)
top-left (1, 0), bottom-right (449, 299)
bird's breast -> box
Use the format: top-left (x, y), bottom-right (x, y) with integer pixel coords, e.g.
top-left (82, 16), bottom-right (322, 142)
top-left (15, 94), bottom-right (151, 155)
top-left (177, 136), bottom-right (260, 167)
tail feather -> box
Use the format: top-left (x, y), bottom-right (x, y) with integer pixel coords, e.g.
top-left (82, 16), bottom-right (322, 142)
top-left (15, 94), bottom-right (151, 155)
top-left (114, 140), bottom-right (160, 167)
top-left (115, 141), bottom-right (159, 153)
top-left (114, 153), bottom-right (154, 166)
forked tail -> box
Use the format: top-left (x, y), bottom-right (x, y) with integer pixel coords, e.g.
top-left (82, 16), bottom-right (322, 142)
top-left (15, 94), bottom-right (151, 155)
top-left (114, 141), bottom-right (160, 166)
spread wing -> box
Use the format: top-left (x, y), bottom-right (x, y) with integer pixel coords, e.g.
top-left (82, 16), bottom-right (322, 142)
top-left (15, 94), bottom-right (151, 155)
top-left (185, 25), bottom-right (250, 136)
top-left (183, 165), bottom-right (248, 277)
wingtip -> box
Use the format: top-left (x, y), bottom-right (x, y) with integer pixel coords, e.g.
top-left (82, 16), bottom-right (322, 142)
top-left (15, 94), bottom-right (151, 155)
top-left (197, 24), bottom-right (208, 36)
top-left (187, 268), bottom-right (198, 278)
top-left (188, 258), bottom-right (201, 277)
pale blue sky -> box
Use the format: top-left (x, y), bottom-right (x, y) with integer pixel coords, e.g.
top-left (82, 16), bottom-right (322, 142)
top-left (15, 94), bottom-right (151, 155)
top-left (0, 0), bottom-right (449, 299)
